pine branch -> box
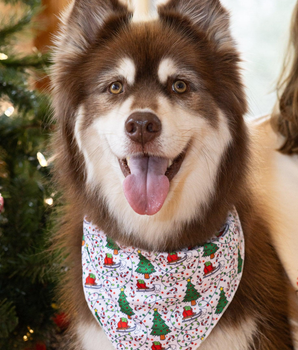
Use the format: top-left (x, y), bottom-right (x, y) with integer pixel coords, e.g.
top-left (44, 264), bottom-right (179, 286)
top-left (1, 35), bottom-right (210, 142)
top-left (0, 53), bottom-right (50, 69)
top-left (0, 299), bottom-right (18, 338)
top-left (0, 0), bottom-right (62, 347)
top-left (2, 0), bottom-right (40, 7)
top-left (0, 12), bottom-right (31, 40)
top-left (0, 0), bottom-right (42, 49)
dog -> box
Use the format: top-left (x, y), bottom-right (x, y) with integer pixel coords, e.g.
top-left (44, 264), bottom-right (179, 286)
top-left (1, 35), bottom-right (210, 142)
top-left (51, 0), bottom-right (294, 349)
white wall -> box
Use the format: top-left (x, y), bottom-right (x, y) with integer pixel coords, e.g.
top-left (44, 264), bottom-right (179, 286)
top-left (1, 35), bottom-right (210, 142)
top-left (221, 0), bottom-right (296, 117)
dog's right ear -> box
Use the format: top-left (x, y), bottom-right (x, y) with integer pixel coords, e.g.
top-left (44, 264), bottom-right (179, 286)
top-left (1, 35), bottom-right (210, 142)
top-left (158, 0), bottom-right (233, 51)
top-left (56, 0), bottom-right (130, 55)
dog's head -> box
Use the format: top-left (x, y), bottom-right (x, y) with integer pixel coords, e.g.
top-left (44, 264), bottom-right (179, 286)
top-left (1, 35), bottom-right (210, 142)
top-left (52, 0), bottom-right (248, 250)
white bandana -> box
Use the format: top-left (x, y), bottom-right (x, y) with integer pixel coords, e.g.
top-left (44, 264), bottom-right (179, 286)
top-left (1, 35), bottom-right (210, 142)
top-left (82, 208), bottom-right (244, 350)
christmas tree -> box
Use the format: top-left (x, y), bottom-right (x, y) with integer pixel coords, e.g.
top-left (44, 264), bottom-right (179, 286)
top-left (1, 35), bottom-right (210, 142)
top-left (118, 288), bottom-right (134, 319)
top-left (238, 247), bottom-right (243, 274)
top-left (183, 278), bottom-right (201, 306)
top-left (0, 0), bottom-right (62, 348)
top-left (150, 308), bottom-right (171, 340)
top-left (202, 242), bottom-right (219, 259)
top-left (215, 288), bottom-right (228, 314)
top-left (136, 251), bottom-right (156, 279)
top-left (94, 309), bottom-right (103, 326)
top-left (106, 236), bottom-right (120, 255)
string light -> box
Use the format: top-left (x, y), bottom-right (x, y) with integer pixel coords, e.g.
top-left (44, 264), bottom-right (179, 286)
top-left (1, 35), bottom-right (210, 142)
top-left (51, 303), bottom-right (59, 309)
top-left (0, 53), bottom-right (8, 60)
top-left (37, 152), bottom-right (48, 167)
top-left (0, 100), bottom-right (14, 117)
top-left (23, 335), bottom-right (28, 341)
top-left (4, 106), bottom-right (14, 117)
top-left (44, 198), bottom-right (54, 206)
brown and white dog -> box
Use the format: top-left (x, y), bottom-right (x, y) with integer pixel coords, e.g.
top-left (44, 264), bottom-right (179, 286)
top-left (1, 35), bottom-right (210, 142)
top-left (51, 0), bottom-right (294, 349)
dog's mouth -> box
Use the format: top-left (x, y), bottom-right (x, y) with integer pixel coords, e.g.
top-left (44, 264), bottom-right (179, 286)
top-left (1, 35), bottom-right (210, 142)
top-left (118, 149), bottom-right (187, 216)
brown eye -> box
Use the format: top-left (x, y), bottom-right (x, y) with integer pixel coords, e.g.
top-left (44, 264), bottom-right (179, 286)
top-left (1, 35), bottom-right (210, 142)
top-left (172, 80), bottom-right (187, 94)
top-left (109, 82), bottom-right (123, 94)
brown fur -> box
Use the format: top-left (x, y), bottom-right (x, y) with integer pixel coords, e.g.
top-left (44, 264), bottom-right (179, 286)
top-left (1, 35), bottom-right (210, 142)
top-left (271, 1), bottom-right (298, 155)
top-left (51, 0), bottom-right (293, 348)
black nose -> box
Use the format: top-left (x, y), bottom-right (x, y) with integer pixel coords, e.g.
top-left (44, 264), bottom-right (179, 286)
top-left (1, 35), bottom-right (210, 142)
top-left (125, 112), bottom-right (162, 145)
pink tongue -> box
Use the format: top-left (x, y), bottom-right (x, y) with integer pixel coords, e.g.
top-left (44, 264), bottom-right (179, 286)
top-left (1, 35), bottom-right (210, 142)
top-left (123, 156), bottom-right (170, 215)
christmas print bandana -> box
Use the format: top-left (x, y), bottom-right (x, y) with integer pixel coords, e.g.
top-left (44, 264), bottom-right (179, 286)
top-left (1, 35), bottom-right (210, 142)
top-left (82, 208), bottom-right (244, 350)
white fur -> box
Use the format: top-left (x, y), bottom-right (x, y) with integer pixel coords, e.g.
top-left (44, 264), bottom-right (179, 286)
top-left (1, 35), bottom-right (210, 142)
top-left (74, 89), bottom-right (232, 249)
top-left (79, 322), bottom-right (114, 350)
top-left (155, 0), bottom-right (171, 6)
top-left (200, 318), bottom-right (256, 350)
top-left (74, 107), bottom-right (84, 151)
top-left (158, 58), bottom-right (178, 84)
top-left (78, 317), bottom-right (256, 350)
top-left (116, 58), bottom-right (136, 85)
top-left (291, 318), bottom-right (298, 350)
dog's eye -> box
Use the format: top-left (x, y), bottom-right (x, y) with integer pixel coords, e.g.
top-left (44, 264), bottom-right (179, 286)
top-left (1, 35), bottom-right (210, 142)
top-left (109, 82), bottom-right (123, 94)
top-left (172, 80), bottom-right (187, 94)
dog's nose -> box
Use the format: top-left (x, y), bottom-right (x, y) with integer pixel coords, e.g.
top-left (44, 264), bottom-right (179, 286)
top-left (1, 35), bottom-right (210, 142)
top-left (125, 112), bottom-right (162, 145)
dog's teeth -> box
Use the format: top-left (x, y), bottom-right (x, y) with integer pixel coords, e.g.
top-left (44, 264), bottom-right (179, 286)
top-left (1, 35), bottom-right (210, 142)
top-left (168, 160), bottom-right (173, 168)
top-left (127, 157), bottom-right (130, 167)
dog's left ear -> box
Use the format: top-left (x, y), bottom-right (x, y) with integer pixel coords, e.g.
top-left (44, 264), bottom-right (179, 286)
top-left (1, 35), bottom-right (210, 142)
top-left (158, 0), bottom-right (233, 50)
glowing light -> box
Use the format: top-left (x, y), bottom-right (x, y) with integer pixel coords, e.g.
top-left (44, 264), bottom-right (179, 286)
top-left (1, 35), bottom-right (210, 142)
top-left (29, 329), bottom-right (34, 334)
top-left (51, 303), bottom-right (58, 309)
top-left (4, 106), bottom-right (14, 117)
top-left (23, 335), bottom-right (28, 341)
top-left (0, 53), bottom-right (8, 60)
top-left (44, 198), bottom-right (53, 206)
top-left (37, 152), bottom-right (48, 167)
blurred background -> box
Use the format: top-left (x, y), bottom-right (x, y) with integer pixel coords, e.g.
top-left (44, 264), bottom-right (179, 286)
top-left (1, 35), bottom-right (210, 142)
top-left (0, 0), bottom-right (296, 349)
top-left (222, 0), bottom-right (296, 117)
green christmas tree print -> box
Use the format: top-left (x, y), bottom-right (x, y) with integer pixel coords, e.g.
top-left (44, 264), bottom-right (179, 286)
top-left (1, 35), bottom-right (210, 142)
top-left (215, 288), bottom-right (228, 314)
top-left (136, 251), bottom-right (156, 279)
top-left (106, 236), bottom-right (120, 255)
top-left (150, 308), bottom-right (171, 340)
top-left (238, 247), bottom-right (243, 274)
top-left (118, 288), bottom-right (134, 318)
top-left (94, 309), bottom-right (103, 326)
top-left (202, 242), bottom-right (219, 259)
top-left (183, 279), bottom-right (201, 305)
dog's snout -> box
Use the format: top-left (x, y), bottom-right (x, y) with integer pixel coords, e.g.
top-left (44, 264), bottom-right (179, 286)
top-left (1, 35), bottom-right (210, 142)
top-left (125, 112), bottom-right (162, 145)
